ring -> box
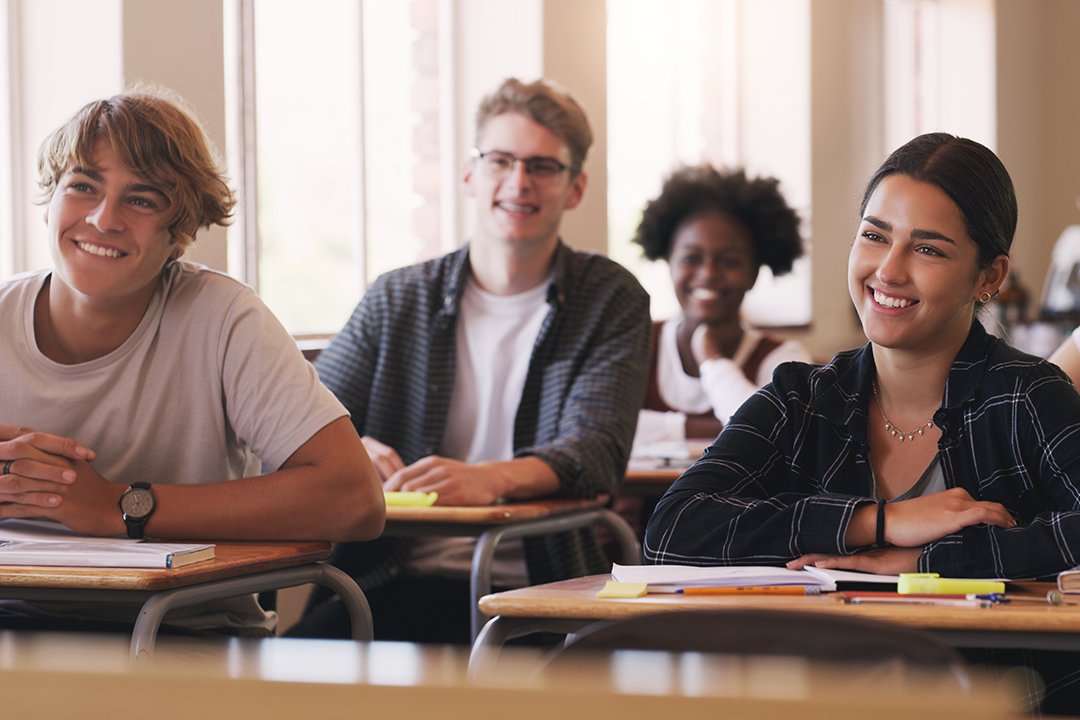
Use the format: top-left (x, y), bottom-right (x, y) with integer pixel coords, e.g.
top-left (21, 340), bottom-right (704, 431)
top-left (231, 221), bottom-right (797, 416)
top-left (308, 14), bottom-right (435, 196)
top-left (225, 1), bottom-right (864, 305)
top-left (2, 460), bottom-right (11, 475)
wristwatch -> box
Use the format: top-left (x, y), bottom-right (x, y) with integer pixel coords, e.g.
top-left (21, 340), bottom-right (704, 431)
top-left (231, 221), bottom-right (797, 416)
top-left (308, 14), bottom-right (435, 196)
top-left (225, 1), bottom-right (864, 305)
top-left (118, 482), bottom-right (155, 539)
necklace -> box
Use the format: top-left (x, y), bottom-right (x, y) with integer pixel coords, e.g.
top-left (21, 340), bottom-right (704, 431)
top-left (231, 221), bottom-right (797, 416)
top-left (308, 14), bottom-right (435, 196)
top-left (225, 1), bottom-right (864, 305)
top-left (871, 379), bottom-right (935, 443)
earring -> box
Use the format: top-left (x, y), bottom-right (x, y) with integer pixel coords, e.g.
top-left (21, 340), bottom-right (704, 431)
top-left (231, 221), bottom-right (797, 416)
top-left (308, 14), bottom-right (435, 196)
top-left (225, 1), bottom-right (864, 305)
top-left (978, 290), bottom-right (993, 304)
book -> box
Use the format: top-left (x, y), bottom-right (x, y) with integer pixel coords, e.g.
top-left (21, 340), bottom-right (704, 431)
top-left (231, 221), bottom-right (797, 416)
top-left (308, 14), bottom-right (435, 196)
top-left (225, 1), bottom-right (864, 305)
top-left (1058, 566), bottom-right (1080, 594)
top-left (611, 563), bottom-right (899, 594)
top-left (0, 519), bottom-right (215, 569)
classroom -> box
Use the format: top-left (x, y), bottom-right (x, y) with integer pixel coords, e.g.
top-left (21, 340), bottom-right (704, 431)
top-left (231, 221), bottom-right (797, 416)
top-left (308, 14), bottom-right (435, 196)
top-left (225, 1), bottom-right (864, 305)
top-left (1, 0), bottom-right (1079, 717)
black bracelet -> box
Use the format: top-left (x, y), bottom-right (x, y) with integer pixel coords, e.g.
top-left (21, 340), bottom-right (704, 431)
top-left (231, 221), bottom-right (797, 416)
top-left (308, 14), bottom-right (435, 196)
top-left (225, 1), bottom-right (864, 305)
top-left (876, 499), bottom-right (887, 548)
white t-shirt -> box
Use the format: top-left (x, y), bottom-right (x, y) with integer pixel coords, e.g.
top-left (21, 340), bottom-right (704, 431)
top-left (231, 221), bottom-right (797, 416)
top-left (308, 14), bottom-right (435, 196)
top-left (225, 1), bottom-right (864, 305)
top-left (0, 262), bottom-right (347, 630)
top-left (406, 275), bottom-right (551, 586)
top-left (634, 316), bottom-right (813, 447)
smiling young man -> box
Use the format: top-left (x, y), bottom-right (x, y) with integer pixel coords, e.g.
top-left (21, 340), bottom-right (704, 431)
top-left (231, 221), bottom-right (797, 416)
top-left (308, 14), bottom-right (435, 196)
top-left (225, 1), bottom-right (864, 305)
top-left (293, 77), bottom-right (651, 643)
top-left (0, 89), bottom-right (384, 633)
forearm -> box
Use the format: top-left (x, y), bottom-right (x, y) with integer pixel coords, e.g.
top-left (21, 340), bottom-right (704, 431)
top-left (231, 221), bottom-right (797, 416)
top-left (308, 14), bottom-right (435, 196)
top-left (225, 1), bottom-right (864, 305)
top-left (484, 456), bottom-right (560, 501)
top-left (699, 358), bottom-right (762, 423)
top-left (139, 418), bottom-right (384, 542)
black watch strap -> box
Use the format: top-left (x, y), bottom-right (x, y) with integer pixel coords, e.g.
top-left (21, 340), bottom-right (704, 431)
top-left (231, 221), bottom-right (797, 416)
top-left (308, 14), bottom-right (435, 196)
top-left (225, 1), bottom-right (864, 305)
top-left (119, 482), bottom-right (155, 539)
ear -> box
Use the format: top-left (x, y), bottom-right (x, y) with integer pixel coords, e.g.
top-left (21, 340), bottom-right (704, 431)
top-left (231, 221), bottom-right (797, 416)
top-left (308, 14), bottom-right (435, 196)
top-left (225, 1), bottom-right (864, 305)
top-left (462, 158), bottom-right (476, 198)
top-left (976, 254), bottom-right (1011, 299)
top-left (562, 170), bottom-right (588, 210)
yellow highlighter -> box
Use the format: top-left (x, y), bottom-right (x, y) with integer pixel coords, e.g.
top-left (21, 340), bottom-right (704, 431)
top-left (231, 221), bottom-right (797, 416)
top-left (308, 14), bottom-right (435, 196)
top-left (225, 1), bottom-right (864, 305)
top-left (898, 573), bottom-right (1005, 595)
top-left (384, 491), bottom-right (439, 507)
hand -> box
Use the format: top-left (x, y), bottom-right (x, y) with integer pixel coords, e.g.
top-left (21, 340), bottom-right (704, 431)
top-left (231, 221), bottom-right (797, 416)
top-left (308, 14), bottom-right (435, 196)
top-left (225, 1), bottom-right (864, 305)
top-left (787, 547), bottom-right (923, 575)
top-left (360, 436), bottom-right (406, 482)
top-left (883, 488), bottom-right (1015, 547)
top-left (0, 424), bottom-right (97, 509)
top-left (383, 456), bottom-right (505, 506)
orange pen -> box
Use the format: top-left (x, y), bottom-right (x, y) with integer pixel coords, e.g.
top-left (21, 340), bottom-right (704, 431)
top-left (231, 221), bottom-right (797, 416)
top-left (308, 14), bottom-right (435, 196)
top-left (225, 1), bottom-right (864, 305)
top-left (681, 585), bottom-right (821, 596)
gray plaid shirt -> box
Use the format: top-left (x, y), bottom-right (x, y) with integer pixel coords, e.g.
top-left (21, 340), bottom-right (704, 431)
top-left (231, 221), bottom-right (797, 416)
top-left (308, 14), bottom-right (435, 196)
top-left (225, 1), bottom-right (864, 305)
top-left (318, 241), bottom-right (650, 587)
top-left (646, 321), bottom-right (1080, 580)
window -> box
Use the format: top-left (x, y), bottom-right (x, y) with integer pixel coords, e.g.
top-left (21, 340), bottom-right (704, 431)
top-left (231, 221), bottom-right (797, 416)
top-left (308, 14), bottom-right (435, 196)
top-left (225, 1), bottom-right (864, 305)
top-left (227, 0), bottom-right (451, 336)
top-left (607, 0), bottom-right (812, 327)
top-left (883, 0), bottom-right (995, 150)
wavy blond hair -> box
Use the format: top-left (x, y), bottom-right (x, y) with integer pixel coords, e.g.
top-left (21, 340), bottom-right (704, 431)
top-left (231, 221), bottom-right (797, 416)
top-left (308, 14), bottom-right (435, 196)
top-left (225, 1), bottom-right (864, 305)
top-left (37, 86), bottom-right (235, 253)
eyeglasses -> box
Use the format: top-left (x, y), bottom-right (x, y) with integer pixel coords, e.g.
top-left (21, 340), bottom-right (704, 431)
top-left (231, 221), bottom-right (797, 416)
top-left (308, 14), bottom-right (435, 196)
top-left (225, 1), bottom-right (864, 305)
top-left (470, 148), bottom-right (580, 181)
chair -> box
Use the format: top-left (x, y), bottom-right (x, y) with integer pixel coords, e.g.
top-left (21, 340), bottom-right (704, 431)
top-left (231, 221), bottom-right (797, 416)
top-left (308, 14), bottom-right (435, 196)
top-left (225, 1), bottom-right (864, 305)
top-left (547, 609), bottom-right (969, 683)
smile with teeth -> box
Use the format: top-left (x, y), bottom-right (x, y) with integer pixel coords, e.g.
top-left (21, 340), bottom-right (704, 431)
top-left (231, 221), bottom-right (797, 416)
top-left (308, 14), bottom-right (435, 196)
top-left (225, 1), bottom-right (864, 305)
top-left (691, 288), bottom-right (719, 300)
top-left (497, 202), bottom-right (537, 214)
top-left (75, 240), bottom-right (124, 258)
top-left (873, 289), bottom-right (914, 309)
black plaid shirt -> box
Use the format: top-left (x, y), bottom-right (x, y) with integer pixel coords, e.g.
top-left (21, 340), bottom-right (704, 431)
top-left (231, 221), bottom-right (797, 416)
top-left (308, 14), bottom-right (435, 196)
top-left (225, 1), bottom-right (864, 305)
top-left (317, 241), bottom-right (651, 587)
top-left (645, 321), bottom-right (1080, 580)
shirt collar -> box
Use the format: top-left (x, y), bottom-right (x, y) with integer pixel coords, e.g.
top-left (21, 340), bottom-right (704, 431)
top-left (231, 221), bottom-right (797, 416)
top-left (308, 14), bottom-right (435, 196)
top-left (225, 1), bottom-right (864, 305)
top-left (814, 319), bottom-right (995, 432)
top-left (443, 239), bottom-right (573, 314)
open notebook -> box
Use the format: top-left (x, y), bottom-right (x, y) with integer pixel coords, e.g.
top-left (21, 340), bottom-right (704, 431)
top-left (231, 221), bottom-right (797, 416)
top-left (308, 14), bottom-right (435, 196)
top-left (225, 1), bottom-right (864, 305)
top-left (0, 519), bottom-right (215, 569)
top-left (611, 563), bottom-right (899, 593)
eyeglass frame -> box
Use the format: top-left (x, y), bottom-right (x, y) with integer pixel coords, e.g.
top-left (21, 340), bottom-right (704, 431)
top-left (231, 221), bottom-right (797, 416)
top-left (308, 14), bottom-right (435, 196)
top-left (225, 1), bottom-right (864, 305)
top-left (470, 148), bottom-right (582, 179)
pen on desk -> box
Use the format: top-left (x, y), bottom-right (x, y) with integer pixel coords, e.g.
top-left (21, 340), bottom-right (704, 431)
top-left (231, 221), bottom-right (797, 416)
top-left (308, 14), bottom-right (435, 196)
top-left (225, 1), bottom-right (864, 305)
top-left (844, 596), bottom-right (993, 608)
top-left (681, 585), bottom-right (821, 596)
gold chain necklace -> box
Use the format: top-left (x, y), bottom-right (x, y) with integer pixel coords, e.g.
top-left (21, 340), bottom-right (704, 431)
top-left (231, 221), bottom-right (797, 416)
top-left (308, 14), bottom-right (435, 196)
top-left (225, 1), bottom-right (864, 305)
top-left (871, 379), bottom-right (935, 443)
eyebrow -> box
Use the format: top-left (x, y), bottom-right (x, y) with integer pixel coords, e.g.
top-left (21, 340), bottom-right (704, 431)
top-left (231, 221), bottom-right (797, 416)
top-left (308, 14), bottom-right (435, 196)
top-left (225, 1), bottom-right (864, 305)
top-left (70, 166), bottom-right (170, 203)
top-left (863, 215), bottom-right (956, 245)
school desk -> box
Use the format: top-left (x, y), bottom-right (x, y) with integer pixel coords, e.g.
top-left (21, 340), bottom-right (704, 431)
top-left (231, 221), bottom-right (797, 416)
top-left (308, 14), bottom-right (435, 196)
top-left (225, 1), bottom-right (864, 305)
top-left (471, 573), bottom-right (1080, 670)
top-left (384, 498), bottom-right (641, 640)
top-left (0, 632), bottom-right (1016, 720)
top-left (0, 540), bottom-right (372, 659)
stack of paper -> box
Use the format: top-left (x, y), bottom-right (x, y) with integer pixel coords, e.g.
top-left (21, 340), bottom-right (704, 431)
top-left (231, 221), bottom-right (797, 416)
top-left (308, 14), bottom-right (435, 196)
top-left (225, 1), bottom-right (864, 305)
top-left (0, 519), bottom-right (215, 569)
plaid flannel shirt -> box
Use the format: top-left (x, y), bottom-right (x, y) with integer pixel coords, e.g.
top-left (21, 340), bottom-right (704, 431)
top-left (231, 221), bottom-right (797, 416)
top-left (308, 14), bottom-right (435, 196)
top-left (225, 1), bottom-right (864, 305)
top-left (645, 321), bottom-right (1080, 580)
top-left (318, 240), bottom-right (650, 588)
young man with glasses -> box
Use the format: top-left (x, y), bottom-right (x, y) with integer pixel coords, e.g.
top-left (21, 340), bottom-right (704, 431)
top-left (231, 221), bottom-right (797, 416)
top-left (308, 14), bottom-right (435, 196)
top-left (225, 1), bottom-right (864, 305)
top-left (292, 77), bottom-right (651, 643)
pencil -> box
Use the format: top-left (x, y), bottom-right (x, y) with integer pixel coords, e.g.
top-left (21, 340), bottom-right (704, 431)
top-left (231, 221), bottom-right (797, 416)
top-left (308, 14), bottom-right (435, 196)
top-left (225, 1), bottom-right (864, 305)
top-left (681, 585), bottom-right (820, 596)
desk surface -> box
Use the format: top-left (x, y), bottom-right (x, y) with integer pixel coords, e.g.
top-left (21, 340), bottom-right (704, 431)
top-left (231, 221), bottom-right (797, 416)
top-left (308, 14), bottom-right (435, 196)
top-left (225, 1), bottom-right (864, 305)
top-left (385, 497), bottom-right (608, 524)
top-left (479, 573), bottom-right (1080, 635)
top-left (0, 632), bottom-right (1017, 720)
top-left (0, 541), bottom-right (330, 592)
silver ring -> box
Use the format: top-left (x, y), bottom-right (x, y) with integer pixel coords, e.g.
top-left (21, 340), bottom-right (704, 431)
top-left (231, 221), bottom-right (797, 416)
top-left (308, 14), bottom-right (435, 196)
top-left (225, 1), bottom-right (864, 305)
top-left (1, 460), bottom-right (12, 475)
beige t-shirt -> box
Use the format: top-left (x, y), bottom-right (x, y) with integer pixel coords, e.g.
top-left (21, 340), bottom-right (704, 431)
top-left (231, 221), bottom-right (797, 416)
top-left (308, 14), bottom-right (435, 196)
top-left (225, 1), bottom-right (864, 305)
top-left (0, 261), bottom-right (347, 631)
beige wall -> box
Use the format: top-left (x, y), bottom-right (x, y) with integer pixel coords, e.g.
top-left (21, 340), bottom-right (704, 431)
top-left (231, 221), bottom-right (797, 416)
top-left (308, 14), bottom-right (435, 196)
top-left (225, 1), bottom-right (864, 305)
top-left (997, 0), bottom-right (1080, 305)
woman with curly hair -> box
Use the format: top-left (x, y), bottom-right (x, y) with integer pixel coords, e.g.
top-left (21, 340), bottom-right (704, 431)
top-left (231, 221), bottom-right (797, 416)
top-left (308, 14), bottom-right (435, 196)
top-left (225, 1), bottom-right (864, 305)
top-left (632, 165), bottom-right (811, 446)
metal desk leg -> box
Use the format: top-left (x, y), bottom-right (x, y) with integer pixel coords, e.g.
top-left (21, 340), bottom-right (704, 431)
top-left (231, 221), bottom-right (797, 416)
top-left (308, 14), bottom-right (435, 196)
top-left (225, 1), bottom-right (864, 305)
top-left (130, 562), bottom-right (373, 660)
top-left (596, 508), bottom-right (642, 565)
top-left (468, 508), bottom-right (642, 641)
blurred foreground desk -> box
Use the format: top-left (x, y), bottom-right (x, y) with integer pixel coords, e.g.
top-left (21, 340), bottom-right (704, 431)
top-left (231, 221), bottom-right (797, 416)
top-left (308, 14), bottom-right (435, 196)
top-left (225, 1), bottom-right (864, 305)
top-left (0, 541), bottom-right (371, 659)
top-left (474, 574), bottom-right (1080, 667)
top-left (0, 632), bottom-right (1018, 720)
top-left (385, 498), bottom-right (641, 640)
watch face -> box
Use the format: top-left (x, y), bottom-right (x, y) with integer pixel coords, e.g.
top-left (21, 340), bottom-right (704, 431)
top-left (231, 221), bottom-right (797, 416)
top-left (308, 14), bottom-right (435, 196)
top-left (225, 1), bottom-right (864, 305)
top-left (121, 488), bottom-right (154, 519)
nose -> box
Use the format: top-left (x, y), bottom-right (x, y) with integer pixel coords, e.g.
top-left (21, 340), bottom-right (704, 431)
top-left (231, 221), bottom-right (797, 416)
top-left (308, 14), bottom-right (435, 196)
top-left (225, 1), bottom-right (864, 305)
top-left (86, 196), bottom-right (124, 233)
top-left (875, 244), bottom-right (908, 285)
top-left (501, 158), bottom-right (532, 192)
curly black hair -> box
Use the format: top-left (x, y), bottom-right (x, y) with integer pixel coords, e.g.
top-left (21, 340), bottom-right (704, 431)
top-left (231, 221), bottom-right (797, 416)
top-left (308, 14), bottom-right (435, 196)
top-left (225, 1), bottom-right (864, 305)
top-left (632, 165), bottom-right (803, 276)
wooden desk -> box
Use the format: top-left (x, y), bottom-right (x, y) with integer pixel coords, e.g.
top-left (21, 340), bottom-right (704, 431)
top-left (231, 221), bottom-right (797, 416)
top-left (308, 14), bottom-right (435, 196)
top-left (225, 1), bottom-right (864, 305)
top-left (622, 464), bottom-right (685, 495)
top-left (0, 632), bottom-right (1017, 719)
top-left (384, 498), bottom-right (641, 640)
top-left (473, 574), bottom-right (1080, 669)
top-left (0, 540), bottom-right (372, 659)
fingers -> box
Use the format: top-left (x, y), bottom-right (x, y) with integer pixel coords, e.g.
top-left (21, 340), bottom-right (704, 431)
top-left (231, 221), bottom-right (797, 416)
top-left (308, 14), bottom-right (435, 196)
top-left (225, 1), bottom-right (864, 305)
top-left (360, 436), bottom-right (405, 482)
top-left (2, 457), bottom-right (76, 486)
top-left (0, 498), bottom-right (61, 519)
top-left (786, 554), bottom-right (832, 570)
top-left (1, 428), bottom-right (95, 463)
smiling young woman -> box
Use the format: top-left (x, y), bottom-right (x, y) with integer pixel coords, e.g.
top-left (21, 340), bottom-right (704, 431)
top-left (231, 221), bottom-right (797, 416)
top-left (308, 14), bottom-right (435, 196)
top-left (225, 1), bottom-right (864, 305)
top-left (644, 133), bottom-right (1080, 710)
top-left (631, 166), bottom-right (811, 446)
top-left (645, 132), bottom-right (1080, 580)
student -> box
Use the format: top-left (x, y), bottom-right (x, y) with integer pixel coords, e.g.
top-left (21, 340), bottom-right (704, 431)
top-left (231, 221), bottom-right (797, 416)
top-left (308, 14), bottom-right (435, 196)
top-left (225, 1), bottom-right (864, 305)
top-left (0, 89), bottom-right (384, 632)
top-left (1049, 326), bottom-right (1080, 386)
top-left (645, 133), bottom-right (1080, 580)
top-left (293, 77), bottom-right (651, 643)
top-left (632, 165), bottom-right (811, 446)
